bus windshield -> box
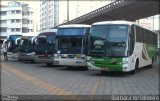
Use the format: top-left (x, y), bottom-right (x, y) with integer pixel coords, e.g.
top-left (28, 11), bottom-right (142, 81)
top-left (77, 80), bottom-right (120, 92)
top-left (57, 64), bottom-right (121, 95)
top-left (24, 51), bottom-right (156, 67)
top-left (36, 32), bottom-right (56, 54)
top-left (58, 37), bottom-right (83, 54)
top-left (57, 28), bottom-right (87, 54)
top-left (89, 25), bottom-right (129, 57)
top-left (7, 35), bottom-right (22, 52)
top-left (19, 36), bottom-right (35, 53)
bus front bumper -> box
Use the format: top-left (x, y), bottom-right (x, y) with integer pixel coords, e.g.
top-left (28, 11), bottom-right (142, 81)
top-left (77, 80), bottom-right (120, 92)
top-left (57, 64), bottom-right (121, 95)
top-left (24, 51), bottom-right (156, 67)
top-left (54, 58), bottom-right (87, 67)
top-left (87, 62), bottom-right (130, 72)
top-left (35, 56), bottom-right (54, 64)
top-left (18, 53), bottom-right (35, 61)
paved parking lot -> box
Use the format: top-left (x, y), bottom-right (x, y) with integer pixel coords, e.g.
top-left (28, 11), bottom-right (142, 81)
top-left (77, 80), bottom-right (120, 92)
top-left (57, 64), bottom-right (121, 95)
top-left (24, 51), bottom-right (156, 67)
top-left (1, 55), bottom-right (159, 100)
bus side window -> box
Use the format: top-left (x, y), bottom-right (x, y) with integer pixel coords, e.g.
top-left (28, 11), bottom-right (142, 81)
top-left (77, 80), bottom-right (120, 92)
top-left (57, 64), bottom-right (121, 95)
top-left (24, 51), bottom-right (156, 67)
top-left (85, 28), bottom-right (90, 54)
top-left (129, 25), bottom-right (135, 56)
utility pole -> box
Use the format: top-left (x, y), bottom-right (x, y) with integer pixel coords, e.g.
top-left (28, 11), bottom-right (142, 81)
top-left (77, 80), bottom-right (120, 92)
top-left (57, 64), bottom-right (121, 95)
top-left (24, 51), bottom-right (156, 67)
top-left (67, 0), bottom-right (69, 23)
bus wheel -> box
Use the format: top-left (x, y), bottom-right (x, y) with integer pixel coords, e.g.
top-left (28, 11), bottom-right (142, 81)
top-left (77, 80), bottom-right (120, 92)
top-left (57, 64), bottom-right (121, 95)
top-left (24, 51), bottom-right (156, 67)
top-left (18, 58), bottom-right (22, 61)
top-left (130, 60), bottom-right (139, 74)
top-left (148, 57), bottom-right (154, 68)
top-left (81, 66), bottom-right (88, 70)
top-left (31, 60), bottom-right (35, 63)
top-left (46, 63), bottom-right (52, 67)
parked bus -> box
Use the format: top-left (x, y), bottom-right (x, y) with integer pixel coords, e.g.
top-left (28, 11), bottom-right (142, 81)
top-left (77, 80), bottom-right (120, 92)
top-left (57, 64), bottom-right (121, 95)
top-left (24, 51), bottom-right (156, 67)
top-left (35, 29), bottom-right (57, 66)
top-left (54, 24), bottom-right (91, 69)
top-left (87, 21), bottom-right (157, 74)
top-left (17, 32), bottom-right (39, 62)
top-left (2, 34), bottom-right (22, 58)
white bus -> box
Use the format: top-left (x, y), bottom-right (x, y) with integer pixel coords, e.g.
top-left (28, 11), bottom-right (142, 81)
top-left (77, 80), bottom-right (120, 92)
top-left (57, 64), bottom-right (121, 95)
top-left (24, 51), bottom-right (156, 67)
top-left (54, 24), bottom-right (91, 69)
top-left (17, 32), bottom-right (39, 62)
top-left (35, 29), bottom-right (57, 66)
top-left (87, 21), bottom-right (157, 74)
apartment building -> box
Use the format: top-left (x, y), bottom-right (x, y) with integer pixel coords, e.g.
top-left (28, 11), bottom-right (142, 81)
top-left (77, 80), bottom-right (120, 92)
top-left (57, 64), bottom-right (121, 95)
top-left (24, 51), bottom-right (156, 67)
top-left (40, 0), bottom-right (59, 31)
top-left (0, 1), bottom-right (33, 42)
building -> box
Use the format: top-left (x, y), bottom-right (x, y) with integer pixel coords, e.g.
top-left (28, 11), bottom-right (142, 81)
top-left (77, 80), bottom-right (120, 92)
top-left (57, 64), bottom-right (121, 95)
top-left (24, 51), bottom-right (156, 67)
top-left (40, 0), bottom-right (59, 31)
top-left (0, 1), bottom-right (33, 43)
top-left (40, 0), bottom-right (114, 31)
top-left (137, 14), bottom-right (160, 49)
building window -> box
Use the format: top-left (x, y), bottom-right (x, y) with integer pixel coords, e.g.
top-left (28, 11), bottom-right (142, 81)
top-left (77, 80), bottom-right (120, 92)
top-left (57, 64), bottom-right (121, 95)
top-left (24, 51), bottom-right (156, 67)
top-left (16, 19), bottom-right (21, 23)
top-left (11, 20), bottom-right (15, 23)
top-left (11, 10), bottom-right (16, 14)
top-left (11, 28), bottom-right (15, 32)
top-left (28, 20), bottom-right (33, 24)
top-left (22, 12), bottom-right (28, 15)
top-left (0, 11), bottom-right (7, 16)
top-left (11, 19), bottom-right (21, 23)
top-left (0, 20), bottom-right (6, 24)
top-left (16, 28), bottom-right (20, 31)
top-left (11, 10), bottom-right (21, 14)
top-left (22, 27), bottom-right (28, 33)
top-left (16, 10), bottom-right (21, 14)
top-left (0, 27), bottom-right (7, 32)
top-left (11, 28), bottom-right (21, 32)
top-left (22, 19), bottom-right (28, 24)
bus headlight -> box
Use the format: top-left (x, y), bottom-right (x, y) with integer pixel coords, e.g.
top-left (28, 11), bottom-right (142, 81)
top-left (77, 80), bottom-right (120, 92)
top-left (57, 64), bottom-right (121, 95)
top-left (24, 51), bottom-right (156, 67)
top-left (118, 61), bottom-right (128, 65)
top-left (87, 56), bottom-right (91, 61)
top-left (27, 52), bottom-right (35, 56)
top-left (54, 54), bottom-right (61, 58)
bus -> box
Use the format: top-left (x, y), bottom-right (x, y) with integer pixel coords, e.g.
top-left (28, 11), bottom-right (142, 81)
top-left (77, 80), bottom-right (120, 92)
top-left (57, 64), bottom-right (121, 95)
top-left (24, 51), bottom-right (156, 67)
top-left (35, 29), bottom-right (57, 66)
top-left (54, 24), bottom-right (91, 69)
top-left (87, 21), bottom-right (157, 74)
top-left (3, 34), bottom-right (22, 58)
top-left (17, 32), bottom-right (39, 62)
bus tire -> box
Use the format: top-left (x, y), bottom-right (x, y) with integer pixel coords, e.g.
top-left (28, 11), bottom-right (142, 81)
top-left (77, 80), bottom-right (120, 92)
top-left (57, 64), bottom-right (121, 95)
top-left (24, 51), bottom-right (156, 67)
top-left (148, 57), bottom-right (154, 68)
top-left (31, 60), bottom-right (35, 63)
top-left (18, 59), bottom-right (22, 61)
top-left (82, 66), bottom-right (88, 70)
top-left (18, 58), bottom-right (22, 61)
top-left (46, 63), bottom-right (52, 67)
top-left (130, 59), bottom-right (139, 74)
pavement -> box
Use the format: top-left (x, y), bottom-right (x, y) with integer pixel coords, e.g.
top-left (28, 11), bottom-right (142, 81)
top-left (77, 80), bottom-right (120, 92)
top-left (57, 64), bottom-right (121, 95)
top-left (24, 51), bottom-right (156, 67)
top-left (1, 55), bottom-right (159, 100)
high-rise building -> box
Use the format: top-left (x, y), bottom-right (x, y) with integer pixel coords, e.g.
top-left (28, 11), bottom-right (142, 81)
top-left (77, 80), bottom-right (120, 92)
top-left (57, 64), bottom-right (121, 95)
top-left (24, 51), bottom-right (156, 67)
top-left (0, 1), bottom-right (33, 41)
top-left (40, 0), bottom-right (115, 31)
top-left (40, 0), bottom-right (59, 31)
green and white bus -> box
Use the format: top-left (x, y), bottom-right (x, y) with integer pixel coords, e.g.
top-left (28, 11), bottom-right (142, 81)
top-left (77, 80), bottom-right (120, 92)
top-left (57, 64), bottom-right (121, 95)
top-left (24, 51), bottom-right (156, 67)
top-left (87, 21), bottom-right (157, 74)
top-left (54, 24), bottom-right (90, 69)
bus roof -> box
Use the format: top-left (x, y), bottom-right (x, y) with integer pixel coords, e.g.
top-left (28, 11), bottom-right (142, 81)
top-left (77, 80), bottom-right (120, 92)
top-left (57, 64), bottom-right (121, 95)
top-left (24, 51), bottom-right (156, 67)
top-left (7, 33), bottom-right (22, 38)
top-left (7, 34), bottom-right (22, 40)
top-left (92, 20), bottom-right (135, 26)
top-left (7, 33), bottom-right (22, 36)
top-left (58, 24), bottom-right (91, 28)
top-left (22, 32), bottom-right (40, 37)
top-left (40, 29), bottom-right (57, 34)
top-left (92, 20), bottom-right (157, 34)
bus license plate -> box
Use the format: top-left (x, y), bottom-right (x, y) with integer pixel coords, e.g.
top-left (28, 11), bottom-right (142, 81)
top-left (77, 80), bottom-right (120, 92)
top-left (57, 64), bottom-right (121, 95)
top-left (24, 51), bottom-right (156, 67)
top-left (76, 61), bottom-right (82, 64)
top-left (102, 67), bottom-right (109, 71)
